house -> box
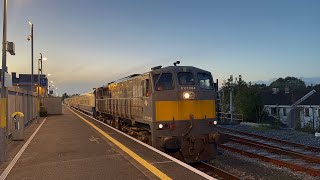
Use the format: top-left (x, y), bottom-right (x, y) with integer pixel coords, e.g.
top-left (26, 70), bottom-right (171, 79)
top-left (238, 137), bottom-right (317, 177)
top-left (263, 88), bottom-right (320, 130)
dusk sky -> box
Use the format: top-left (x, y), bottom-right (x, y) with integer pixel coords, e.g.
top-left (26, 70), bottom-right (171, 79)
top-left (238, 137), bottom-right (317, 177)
top-left (3, 0), bottom-right (320, 95)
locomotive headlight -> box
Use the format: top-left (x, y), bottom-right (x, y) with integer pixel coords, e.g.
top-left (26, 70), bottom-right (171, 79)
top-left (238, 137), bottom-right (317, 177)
top-left (158, 124), bottom-right (163, 129)
top-left (183, 91), bottom-right (195, 99)
top-left (183, 92), bottom-right (190, 99)
top-left (213, 120), bottom-right (218, 125)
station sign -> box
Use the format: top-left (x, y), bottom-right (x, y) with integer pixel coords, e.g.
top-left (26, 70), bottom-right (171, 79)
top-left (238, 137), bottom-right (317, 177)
top-left (40, 78), bottom-right (47, 87)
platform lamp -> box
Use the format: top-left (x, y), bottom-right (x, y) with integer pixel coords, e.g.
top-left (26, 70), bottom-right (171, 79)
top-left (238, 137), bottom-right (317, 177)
top-left (55, 87), bottom-right (58, 96)
top-left (37, 54), bottom-right (47, 99)
top-left (47, 74), bottom-right (52, 96)
top-left (48, 80), bottom-right (53, 96)
top-left (27, 21), bottom-right (34, 117)
top-left (37, 53), bottom-right (47, 123)
top-left (51, 84), bottom-right (55, 96)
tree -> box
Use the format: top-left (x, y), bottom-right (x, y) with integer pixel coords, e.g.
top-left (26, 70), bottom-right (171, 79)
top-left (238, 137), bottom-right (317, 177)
top-left (219, 75), bottom-right (264, 122)
top-left (234, 84), bottom-right (264, 122)
top-left (313, 84), bottom-right (320, 92)
top-left (269, 77), bottom-right (306, 92)
top-left (62, 93), bottom-right (69, 101)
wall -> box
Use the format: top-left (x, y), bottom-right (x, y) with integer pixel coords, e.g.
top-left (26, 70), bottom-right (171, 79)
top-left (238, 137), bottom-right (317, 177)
top-left (43, 97), bottom-right (62, 115)
top-left (300, 106), bottom-right (320, 130)
top-left (0, 86), bottom-right (37, 136)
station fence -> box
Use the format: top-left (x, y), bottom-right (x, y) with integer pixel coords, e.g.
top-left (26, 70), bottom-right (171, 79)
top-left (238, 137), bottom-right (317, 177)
top-left (0, 86), bottom-right (37, 137)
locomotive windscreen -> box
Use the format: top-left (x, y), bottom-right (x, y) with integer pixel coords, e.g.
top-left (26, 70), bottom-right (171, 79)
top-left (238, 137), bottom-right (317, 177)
top-left (153, 73), bottom-right (174, 91)
top-left (197, 73), bottom-right (214, 90)
top-left (178, 72), bottom-right (195, 85)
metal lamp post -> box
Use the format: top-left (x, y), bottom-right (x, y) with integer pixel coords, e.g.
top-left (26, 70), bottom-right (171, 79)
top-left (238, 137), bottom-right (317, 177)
top-left (28, 21), bottom-right (34, 121)
top-left (47, 74), bottom-right (51, 96)
top-left (0, 0), bottom-right (15, 162)
top-left (37, 53), bottom-right (41, 123)
top-left (0, 0), bottom-right (8, 162)
top-left (41, 57), bottom-right (47, 99)
top-left (48, 80), bottom-right (53, 96)
top-left (37, 53), bottom-right (47, 122)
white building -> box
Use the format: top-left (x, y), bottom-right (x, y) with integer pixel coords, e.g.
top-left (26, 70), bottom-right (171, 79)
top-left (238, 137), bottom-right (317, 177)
top-left (263, 90), bottom-right (320, 130)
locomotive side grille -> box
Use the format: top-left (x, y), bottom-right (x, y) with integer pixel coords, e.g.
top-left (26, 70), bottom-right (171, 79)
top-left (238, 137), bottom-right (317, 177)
top-left (155, 100), bottom-right (216, 121)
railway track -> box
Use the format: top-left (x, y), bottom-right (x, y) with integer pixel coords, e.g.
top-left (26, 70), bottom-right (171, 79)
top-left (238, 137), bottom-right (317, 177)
top-left (193, 162), bottom-right (241, 180)
top-left (217, 126), bottom-right (320, 152)
top-left (217, 126), bottom-right (320, 176)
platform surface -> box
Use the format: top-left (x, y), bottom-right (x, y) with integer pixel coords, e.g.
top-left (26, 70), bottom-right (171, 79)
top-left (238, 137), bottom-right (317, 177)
top-left (1, 106), bottom-right (208, 180)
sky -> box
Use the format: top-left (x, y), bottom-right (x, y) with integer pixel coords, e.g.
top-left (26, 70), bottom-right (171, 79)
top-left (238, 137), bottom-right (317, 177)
top-left (2, 0), bottom-right (320, 95)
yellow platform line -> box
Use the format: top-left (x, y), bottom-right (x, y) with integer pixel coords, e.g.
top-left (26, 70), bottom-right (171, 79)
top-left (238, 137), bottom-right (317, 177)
top-left (67, 106), bottom-right (172, 180)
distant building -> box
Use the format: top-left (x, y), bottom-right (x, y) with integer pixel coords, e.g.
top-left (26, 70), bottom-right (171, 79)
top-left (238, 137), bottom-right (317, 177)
top-left (1, 69), bottom-right (48, 96)
top-left (263, 90), bottom-right (320, 130)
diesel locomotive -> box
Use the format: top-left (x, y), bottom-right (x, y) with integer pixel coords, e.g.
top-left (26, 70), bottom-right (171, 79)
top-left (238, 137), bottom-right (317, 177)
top-left (65, 65), bottom-right (221, 163)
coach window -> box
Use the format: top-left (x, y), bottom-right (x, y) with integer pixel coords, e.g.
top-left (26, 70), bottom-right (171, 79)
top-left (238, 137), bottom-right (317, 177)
top-left (178, 72), bottom-right (195, 85)
top-left (197, 73), bottom-right (214, 90)
top-left (153, 73), bottom-right (173, 91)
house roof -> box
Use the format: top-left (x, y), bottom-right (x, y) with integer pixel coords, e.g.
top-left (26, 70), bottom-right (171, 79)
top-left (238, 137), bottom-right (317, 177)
top-left (262, 91), bottom-right (320, 106)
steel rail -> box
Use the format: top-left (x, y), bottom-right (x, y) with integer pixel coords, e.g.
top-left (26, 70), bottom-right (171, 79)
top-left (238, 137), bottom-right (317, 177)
top-left (220, 132), bottom-right (320, 164)
top-left (217, 126), bottom-right (320, 152)
top-left (220, 144), bottom-right (320, 176)
top-left (193, 162), bottom-right (241, 180)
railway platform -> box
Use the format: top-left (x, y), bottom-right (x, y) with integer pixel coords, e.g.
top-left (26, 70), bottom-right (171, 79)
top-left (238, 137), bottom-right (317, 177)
top-left (0, 106), bottom-right (211, 180)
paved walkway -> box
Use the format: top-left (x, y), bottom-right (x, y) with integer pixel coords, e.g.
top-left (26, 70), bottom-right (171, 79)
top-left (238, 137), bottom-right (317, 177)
top-left (4, 108), bottom-right (149, 180)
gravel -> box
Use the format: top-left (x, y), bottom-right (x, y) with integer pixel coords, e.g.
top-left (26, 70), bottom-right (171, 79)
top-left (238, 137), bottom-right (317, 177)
top-left (220, 124), bottom-right (320, 147)
top-left (209, 148), bottom-right (320, 180)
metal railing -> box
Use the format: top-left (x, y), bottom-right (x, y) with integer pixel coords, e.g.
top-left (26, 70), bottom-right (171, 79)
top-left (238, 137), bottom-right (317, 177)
top-left (219, 112), bottom-right (243, 123)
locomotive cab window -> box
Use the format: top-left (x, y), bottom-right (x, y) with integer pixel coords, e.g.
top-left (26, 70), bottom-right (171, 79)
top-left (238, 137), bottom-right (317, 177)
top-left (178, 72), bottom-right (195, 85)
top-left (153, 73), bottom-right (173, 91)
top-left (197, 73), bottom-right (214, 90)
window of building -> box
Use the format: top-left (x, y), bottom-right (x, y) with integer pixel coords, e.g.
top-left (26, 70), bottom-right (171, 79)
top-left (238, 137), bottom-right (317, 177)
top-left (318, 109), bottom-right (320, 117)
top-left (283, 108), bottom-right (287, 116)
top-left (271, 108), bottom-right (276, 115)
top-left (153, 73), bottom-right (173, 91)
top-left (178, 72), bottom-right (195, 85)
top-left (197, 73), bottom-right (214, 90)
top-left (305, 108), bottom-right (310, 117)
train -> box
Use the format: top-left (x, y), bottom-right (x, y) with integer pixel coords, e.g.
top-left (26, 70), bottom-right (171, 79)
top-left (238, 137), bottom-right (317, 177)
top-left (64, 64), bottom-right (221, 163)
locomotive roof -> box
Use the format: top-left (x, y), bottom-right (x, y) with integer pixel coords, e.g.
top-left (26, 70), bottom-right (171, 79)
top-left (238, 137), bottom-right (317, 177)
top-left (150, 66), bottom-right (211, 74)
top-left (100, 65), bottom-right (212, 88)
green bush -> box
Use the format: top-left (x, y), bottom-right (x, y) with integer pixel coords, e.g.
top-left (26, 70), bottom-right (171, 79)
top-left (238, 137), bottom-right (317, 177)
top-left (296, 122), bottom-right (316, 134)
